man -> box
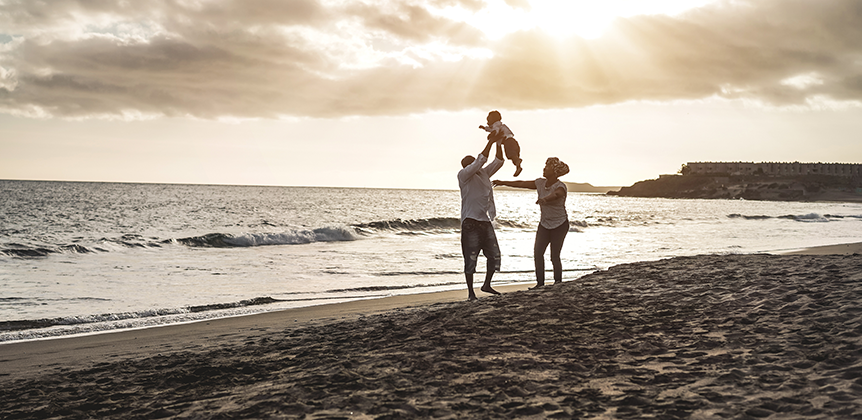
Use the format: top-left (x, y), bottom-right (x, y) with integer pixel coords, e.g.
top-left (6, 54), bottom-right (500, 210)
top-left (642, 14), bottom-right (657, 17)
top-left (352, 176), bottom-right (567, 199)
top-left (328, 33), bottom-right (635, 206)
top-left (458, 137), bottom-right (504, 300)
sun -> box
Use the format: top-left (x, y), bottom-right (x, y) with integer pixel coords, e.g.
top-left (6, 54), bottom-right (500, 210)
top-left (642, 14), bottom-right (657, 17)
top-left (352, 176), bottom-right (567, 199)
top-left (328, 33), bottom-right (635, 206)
top-left (458, 0), bottom-right (719, 40)
top-left (527, 1), bottom-right (625, 39)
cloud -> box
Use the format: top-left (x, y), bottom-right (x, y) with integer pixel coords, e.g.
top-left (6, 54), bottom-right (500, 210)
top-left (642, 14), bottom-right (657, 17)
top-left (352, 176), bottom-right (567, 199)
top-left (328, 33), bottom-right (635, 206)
top-left (0, 0), bottom-right (861, 120)
top-left (606, 0), bottom-right (862, 105)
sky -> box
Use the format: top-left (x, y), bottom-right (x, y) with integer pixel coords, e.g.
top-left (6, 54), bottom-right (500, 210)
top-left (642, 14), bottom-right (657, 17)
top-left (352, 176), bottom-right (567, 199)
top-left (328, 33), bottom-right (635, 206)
top-left (1, 0), bottom-right (861, 189)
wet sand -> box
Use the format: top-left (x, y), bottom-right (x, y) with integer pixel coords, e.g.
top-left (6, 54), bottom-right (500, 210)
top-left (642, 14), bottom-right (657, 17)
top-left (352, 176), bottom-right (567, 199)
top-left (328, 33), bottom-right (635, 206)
top-left (782, 241), bottom-right (862, 256)
top-left (2, 247), bottom-right (861, 418)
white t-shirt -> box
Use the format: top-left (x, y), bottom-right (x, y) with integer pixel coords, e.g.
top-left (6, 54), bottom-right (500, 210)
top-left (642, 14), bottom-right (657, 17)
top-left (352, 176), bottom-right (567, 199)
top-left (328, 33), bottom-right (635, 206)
top-left (535, 178), bottom-right (568, 229)
top-left (481, 121), bottom-right (514, 140)
top-left (458, 154), bottom-right (504, 223)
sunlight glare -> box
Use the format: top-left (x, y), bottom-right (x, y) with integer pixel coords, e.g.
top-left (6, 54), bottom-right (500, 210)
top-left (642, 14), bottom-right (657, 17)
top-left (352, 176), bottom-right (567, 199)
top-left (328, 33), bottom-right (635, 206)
top-left (460, 0), bottom-right (720, 40)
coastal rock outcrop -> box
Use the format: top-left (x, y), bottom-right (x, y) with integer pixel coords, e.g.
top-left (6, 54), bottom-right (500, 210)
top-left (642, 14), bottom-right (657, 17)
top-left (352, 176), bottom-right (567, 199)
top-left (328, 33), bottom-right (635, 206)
top-left (608, 174), bottom-right (862, 202)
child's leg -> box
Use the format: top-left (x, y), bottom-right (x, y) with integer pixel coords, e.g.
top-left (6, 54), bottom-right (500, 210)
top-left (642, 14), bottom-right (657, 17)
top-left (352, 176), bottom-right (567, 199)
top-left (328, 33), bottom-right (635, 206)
top-left (503, 138), bottom-right (520, 162)
top-left (503, 138), bottom-right (522, 176)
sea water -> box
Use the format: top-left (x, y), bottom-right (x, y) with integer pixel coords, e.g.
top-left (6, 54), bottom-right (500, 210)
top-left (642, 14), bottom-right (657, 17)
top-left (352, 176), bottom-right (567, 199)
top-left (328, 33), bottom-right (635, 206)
top-left (2, 179), bottom-right (861, 342)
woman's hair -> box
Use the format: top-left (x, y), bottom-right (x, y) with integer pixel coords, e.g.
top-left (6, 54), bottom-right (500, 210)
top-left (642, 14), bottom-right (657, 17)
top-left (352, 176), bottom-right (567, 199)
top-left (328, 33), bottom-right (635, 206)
top-left (546, 157), bottom-right (569, 177)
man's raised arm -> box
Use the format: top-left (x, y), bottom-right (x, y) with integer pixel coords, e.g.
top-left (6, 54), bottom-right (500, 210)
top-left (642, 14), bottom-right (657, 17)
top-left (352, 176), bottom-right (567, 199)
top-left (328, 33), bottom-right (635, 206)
top-left (483, 139), bottom-right (505, 177)
top-left (480, 137), bottom-right (496, 158)
top-left (459, 138), bottom-right (498, 183)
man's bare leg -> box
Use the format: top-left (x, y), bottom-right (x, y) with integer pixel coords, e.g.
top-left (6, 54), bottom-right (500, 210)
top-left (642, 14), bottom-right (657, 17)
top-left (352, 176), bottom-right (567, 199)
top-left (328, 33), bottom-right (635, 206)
top-left (466, 273), bottom-right (478, 301)
top-left (480, 269), bottom-right (500, 295)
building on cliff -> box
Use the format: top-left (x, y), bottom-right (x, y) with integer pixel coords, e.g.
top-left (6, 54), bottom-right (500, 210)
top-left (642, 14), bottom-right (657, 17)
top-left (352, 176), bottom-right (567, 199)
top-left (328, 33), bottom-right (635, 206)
top-left (686, 162), bottom-right (862, 177)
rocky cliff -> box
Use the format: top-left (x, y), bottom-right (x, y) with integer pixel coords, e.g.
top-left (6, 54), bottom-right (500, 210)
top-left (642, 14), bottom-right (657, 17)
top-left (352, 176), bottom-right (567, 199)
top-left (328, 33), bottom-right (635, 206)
top-left (608, 174), bottom-right (862, 202)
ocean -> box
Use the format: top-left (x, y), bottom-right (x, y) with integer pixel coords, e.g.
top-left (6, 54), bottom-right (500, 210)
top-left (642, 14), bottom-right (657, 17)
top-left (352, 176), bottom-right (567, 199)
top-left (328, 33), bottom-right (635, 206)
top-left (2, 179), bottom-right (861, 343)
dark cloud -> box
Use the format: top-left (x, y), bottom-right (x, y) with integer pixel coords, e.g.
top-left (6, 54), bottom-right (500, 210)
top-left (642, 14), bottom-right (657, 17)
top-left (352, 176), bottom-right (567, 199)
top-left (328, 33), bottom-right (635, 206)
top-left (0, 0), bottom-right (328, 29)
top-left (1, 0), bottom-right (861, 119)
top-left (345, 2), bottom-right (483, 44)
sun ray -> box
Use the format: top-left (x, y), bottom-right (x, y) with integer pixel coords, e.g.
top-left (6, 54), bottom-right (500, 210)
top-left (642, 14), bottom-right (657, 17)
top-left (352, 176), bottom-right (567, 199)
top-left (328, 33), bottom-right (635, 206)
top-left (440, 0), bottom-right (722, 40)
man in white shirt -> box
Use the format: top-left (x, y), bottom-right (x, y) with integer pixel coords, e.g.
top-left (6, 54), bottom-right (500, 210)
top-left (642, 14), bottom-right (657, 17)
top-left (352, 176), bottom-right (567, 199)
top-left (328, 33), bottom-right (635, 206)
top-left (458, 137), bottom-right (504, 300)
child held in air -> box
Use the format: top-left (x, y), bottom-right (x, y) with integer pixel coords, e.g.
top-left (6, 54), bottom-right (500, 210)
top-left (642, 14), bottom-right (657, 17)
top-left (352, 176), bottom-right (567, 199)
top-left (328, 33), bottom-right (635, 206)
top-left (479, 110), bottom-right (522, 177)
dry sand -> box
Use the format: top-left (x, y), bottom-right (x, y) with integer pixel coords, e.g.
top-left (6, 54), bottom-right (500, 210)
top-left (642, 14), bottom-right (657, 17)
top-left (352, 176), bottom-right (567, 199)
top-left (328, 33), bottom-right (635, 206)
top-left (2, 247), bottom-right (862, 419)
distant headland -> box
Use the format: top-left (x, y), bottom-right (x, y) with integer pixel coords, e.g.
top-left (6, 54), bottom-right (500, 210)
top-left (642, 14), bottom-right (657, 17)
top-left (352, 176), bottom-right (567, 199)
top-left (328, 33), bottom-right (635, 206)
top-left (495, 182), bottom-right (620, 193)
top-left (608, 161), bottom-right (862, 202)
top-left (564, 182), bottom-right (621, 194)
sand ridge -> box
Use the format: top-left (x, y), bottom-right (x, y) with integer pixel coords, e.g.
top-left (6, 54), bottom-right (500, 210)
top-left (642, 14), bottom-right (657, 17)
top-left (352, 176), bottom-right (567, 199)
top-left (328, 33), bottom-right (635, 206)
top-left (2, 253), bottom-right (862, 418)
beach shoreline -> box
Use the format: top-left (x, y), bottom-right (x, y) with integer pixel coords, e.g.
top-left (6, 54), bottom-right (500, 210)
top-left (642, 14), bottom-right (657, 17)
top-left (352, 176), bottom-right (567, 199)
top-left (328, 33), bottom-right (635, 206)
top-left (780, 241), bottom-right (862, 255)
top-left (0, 283), bottom-right (531, 382)
top-left (2, 244), bottom-right (861, 418)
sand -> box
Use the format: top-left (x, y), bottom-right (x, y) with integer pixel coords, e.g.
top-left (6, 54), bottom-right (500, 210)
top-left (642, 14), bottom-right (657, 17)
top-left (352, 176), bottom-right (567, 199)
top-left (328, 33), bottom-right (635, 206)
top-left (2, 246), bottom-right (861, 418)
top-left (782, 242), bottom-right (862, 256)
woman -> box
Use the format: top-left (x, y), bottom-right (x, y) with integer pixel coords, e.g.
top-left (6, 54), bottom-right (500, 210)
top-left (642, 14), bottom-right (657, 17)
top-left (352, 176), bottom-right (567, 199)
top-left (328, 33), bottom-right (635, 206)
top-left (494, 157), bottom-right (570, 287)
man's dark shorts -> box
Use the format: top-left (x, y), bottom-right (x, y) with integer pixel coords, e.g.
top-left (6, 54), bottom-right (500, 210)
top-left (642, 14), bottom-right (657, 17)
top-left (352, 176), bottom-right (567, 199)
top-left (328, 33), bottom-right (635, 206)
top-left (461, 218), bottom-right (501, 274)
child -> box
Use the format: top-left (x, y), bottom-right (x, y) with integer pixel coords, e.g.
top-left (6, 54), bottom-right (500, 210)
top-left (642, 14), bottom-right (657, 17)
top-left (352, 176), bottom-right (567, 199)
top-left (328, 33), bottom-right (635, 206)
top-left (479, 110), bottom-right (522, 177)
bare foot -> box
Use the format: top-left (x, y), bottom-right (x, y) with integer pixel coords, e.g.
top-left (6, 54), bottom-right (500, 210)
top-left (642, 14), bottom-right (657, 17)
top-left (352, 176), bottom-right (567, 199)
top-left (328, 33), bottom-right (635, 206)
top-left (528, 283), bottom-right (545, 290)
top-left (481, 286), bottom-right (500, 295)
top-left (513, 165), bottom-right (523, 177)
top-left (468, 295), bottom-right (478, 301)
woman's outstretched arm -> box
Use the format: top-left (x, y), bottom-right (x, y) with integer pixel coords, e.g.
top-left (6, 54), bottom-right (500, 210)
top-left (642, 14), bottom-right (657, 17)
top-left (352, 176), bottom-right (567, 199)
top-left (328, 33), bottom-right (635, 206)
top-left (536, 186), bottom-right (566, 204)
top-left (492, 180), bottom-right (537, 189)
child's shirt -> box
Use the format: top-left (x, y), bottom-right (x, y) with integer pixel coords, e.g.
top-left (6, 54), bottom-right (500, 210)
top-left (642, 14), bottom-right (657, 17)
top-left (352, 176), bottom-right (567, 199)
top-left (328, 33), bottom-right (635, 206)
top-left (481, 120), bottom-right (514, 140)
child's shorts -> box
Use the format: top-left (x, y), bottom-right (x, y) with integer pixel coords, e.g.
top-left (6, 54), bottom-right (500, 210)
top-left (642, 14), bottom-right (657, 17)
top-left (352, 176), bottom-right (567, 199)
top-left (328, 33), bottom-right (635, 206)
top-left (502, 137), bottom-right (520, 161)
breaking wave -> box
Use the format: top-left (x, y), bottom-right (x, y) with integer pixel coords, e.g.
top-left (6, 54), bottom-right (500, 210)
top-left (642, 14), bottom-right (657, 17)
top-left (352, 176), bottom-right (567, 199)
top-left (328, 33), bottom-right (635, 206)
top-left (354, 217), bottom-right (461, 231)
top-left (0, 297), bottom-right (282, 334)
top-left (325, 281), bottom-right (464, 293)
top-left (728, 213), bottom-right (862, 222)
top-left (174, 227), bottom-right (359, 248)
top-left (1, 216), bottom-right (596, 258)
top-left (0, 244), bottom-right (94, 258)
top-left (1, 218), bottom-right (476, 257)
